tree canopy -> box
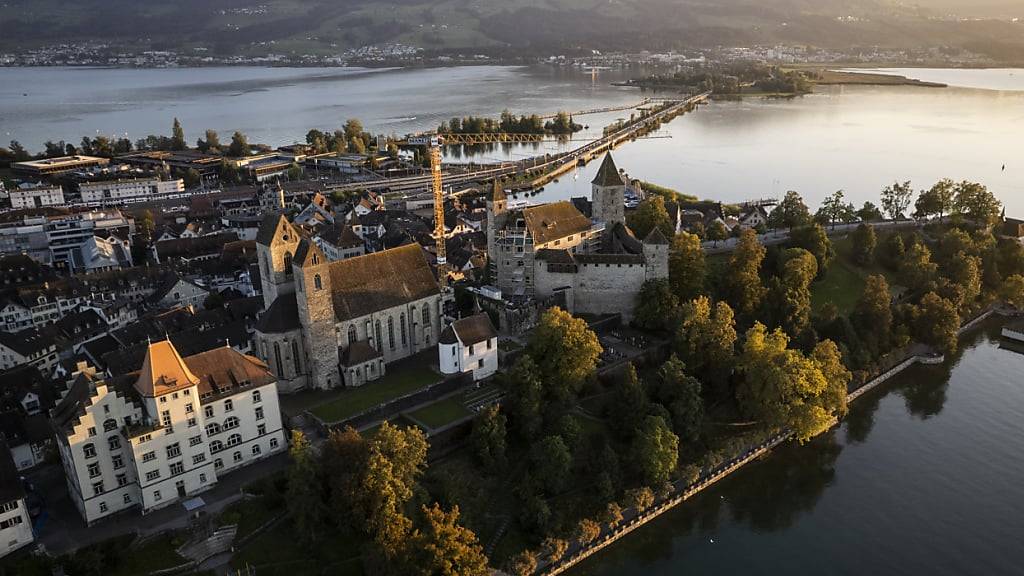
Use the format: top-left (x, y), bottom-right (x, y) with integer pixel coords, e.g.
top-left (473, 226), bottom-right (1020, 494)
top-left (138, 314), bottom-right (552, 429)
top-left (627, 196), bottom-right (674, 240)
top-left (669, 231), bottom-right (706, 302)
top-left (527, 307), bottom-right (603, 401)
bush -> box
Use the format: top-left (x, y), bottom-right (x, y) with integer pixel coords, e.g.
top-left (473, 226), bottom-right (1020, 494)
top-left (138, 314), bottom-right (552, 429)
top-left (507, 551), bottom-right (537, 576)
top-left (541, 537), bottom-right (569, 564)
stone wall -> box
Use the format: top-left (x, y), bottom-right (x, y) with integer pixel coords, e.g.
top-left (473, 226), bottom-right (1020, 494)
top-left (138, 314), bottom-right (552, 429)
top-left (534, 259), bottom-right (649, 322)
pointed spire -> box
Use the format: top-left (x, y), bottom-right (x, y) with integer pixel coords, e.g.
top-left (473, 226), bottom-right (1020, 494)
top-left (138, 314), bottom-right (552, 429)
top-left (591, 153), bottom-right (623, 187)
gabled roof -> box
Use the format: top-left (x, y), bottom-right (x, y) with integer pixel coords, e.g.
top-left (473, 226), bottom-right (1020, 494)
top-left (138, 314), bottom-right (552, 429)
top-left (293, 238), bottom-right (326, 268)
top-left (341, 341), bottom-right (382, 367)
top-left (522, 202), bottom-right (592, 246)
top-left (591, 153), bottom-right (623, 187)
top-left (255, 292), bottom-right (301, 334)
top-left (183, 347), bottom-right (275, 401)
top-left (256, 214), bottom-right (293, 246)
top-left (328, 243), bottom-right (440, 322)
top-left (134, 340), bottom-right (201, 397)
top-left (643, 227), bottom-right (670, 245)
top-left (448, 314), bottom-right (497, 347)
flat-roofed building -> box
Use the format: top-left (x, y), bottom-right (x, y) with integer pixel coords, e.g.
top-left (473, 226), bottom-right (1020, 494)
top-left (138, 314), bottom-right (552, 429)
top-left (9, 184), bottom-right (65, 209)
top-left (12, 156), bottom-right (109, 177)
top-left (79, 178), bottom-right (184, 204)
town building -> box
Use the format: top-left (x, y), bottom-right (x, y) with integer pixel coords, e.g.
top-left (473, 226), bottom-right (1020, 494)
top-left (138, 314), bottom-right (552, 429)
top-left (0, 442), bottom-right (34, 558)
top-left (0, 208), bottom-right (133, 272)
top-left (78, 178), bottom-right (184, 205)
top-left (438, 314), bottom-right (498, 381)
top-left (9, 183), bottom-right (65, 209)
top-left (254, 215), bottom-right (444, 391)
top-left (12, 155), bottom-right (109, 178)
top-left (51, 341), bottom-right (286, 525)
top-left (0, 327), bottom-right (59, 373)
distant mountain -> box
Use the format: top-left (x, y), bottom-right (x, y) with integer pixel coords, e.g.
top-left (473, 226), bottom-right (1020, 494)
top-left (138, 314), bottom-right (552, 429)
top-left (1, 0), bottom-right (1022, 60)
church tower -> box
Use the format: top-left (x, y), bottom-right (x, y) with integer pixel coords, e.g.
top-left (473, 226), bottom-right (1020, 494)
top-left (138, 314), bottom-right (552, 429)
top-left (293, 238), bottom-right (340, 390)
top-left (486, 178), bottom-right (508, 282)
top-left (591, 153), bottom-right (625, 226)
top-left (255, 215), bottom-right (301, 309)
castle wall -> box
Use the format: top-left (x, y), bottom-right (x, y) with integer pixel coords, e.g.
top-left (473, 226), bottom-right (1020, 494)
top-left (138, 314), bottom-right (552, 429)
top-left (573, 261), bottom-right (647, 321)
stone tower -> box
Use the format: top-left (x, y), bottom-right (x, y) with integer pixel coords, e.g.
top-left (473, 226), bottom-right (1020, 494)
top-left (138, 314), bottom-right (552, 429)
top-left (255, 215), bottom-right (301, 309)
top-left (293, 238), bottom-right (341, 390)
top-left (486, 178), bottom-right (508, 282)
top-left (591, 153), bottom-right (626, 226)
top-left (642, 227), bottom-right (670, 281)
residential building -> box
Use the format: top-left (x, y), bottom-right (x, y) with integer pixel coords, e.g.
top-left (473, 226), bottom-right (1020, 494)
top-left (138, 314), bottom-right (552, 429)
top-left (0, 442), bottom-right (34, 558)
top-left (438, 314), bottom-right (498, 381)
top-left (51, 341), bottom-right (286, 525)
top-left (79, 178), bottom-right (184, 204)
top-left (0, 327), bottom-right (59, 372)
top-left (9, 184), bottom-right (65, 209)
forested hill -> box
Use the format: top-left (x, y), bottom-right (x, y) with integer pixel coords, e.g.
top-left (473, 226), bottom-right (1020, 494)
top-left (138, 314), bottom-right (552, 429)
top-left (2, 0), bottom-right (1022, 59)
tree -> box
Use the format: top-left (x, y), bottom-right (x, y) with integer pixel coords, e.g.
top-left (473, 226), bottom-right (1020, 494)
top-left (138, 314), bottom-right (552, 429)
top-left (626, 196), bottom-right (673, 239)
top-left (915, 179), bottom-right (954, 221)
top-left (507, 551), bottom-right (537, 576)
top-left (726, 229), bottom-right (767, 318)
top-left (603, 502), bottom-right (624, 527)
top-left (737, 323), bottom-right (849, 442)
top-left (772, 191), bottom-right (811, 231)
top-left (631, 415), bottom-right (679, 486)
top-left (624, 486), bottom-right (655, 511)
top-left (773, 248), bottom-right (818, 340)
top-left (530, 435), bottom-right (572, 494)
top-left (504, 356), bottom-right (544, 440)
top-left (900, 242), bottom-right (938, 292)
top-left (946, 250), bottom-right (983, 310)
top-left (853, 275), bottom-right (893, 353)
top-left (576, 518), bottom-right (601, 546)
top-left (198, 129), bottom-right (221, 153)
top-left (1002, 275), bottom-right (1024, 309)
top-left (183, 168), bottom-right (201, 188)
top-left (912, 292), bottom-right (959, 354)
top-left (881, 181), bottom-right (913, 221)
top-left (669, 231), bottom-right (706, 302)
top-left (137, 210), bottom-right (155, 243)
top-left (611, 364), bottom-right (648, 437)
top-left (541, 538), bottom-right (569, 564)
top-left (171, 118), bottom-right (186, 151)
top-left (228, 131), bottom-right (250, 157)
top-left (527, 307), bottom-right (602, 401)
top-left (203, 291), bottom-right (225, 310)
top-left (953, 181), bottom-right (1002, 228)
top-left (857, 202), bottom-right (884, 222)
top-left (851, 223), bottom-right (877, 266)
top-left (707, 220), bottom-right (729, 247)
top-left (470, 404), bottom-right (507, 472)
top-left (654, 355), bottom-right (703, 440)
top-left (407, 504), bottom-right (489, 576)
top-left (286, 430), bottom-right (324, 543)
top-left (880, 233), bottom-right (906, 272)
top-left (321, 427), bottom-right (368, 524)
top-left (820, 190), bottom-right (846, 229)
top-left (287, 162), bottom-right (302, 180)
top-left (634, 279), bottom-right (681, 331)
top-left (675, 297), bottom-right (736, 389)
top-left (789, 223), bottom-right (834, 275)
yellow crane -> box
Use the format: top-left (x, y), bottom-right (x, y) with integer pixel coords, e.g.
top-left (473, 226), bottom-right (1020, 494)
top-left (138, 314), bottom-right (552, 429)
top-left (406, 136), bottom-right (448, 285)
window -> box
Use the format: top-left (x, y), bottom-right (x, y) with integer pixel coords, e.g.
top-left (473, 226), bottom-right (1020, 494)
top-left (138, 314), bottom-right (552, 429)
top-left (400, 313), bottom-right (407, 347)
top-left (93, 482), bottom-right (104, 496)
top-left (255, 407), bottom-right (264, 421)
top-left (87, 463), bottom-right (101, 478)
top-left (214, 459), bottom-right (224, 470)
top-left (375, 320), bottom-right (382, 349)
top-left (227, 434), bottom-right (242, 447)
top-left (166, 443), bottom-right (181, 458)
top-left (388, 317), bottom-right (395, 350)
top-left (188, 417), bottom-right (197, 428)
top-left (224, 416), bottom-right (240, 430)
top-left (112, 455), bottom-right (124, 469)
top-left (99, 501), bottom-right (109, 513)
top-left (103, 418), bottom-right (117, 432)
top-left (138, 434), bottom-right (151, 443)
top-left (292, 340), bottom-right (301, 374)
top-left (204, 405), bottom-right (214, 418)
top-left (422, 305), bottom-right (431, 328)
top-left (478, 359), bottom-right (485, 369)
top-left (314, 274), bottom-right (322, 290)
top-left (123, 494), bottom-right (132, 504)
top-left (160, 396), bottom-right (167, 404)
top-left (193, 454), bottom-right (206, 465)
top-left (184, 389), bottom-right (190, 396)
top-left (469, 344), bottom-right (475, 356)
top-left (273, 342), bottom-right (284, 379)
top-left (199, 473), bottom-right (207, 483)
top-left (258, 423), bottom-right (266, 436)
top-left (88, 427), bottom-right (97, 437)
top-left (210, 440), bottom-right (224, 453)
top-left (270, 437), bottom-right (279, 449)
top-left (487, 338), bottom-right (493, 350)
top-left (154, 490), bottom-right (162, 502)
top-left (347, 326), bottom-right (356, 346)
top-left (0, 515), bottom-right (23, 529)
top-left (252, 445), bottom-right (261, 456)
top-left (189, 435), bottom-right (203, 447)
top-left (146, 470), bottom-right (160, 481)
top-left (284, 252), bottom-right (293, 277)
top-left (116, 473), bottom-right (127, 487)
top-left (83, 443), bottom-right (96, 458)
top-left (142, 451), bottom-right (156, 463)
top-left (253, 390), bottom-right (262, 404)
top-left (169, 462), bottom-right (184, 475)
top-left (185, 403), bottom-right (193, 413)
top-left (205, 422), bottom-right (221, 436)
top-left (108, 436), bottom-right (120, 451)
top-left (233, 451), bottom-right (242, 463)
top-left (173, 393), bottom-right (179, 400)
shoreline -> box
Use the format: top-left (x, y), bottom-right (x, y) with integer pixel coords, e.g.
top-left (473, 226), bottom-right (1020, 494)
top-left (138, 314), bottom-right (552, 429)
top-left (808, 68), bottom-right (947, 88)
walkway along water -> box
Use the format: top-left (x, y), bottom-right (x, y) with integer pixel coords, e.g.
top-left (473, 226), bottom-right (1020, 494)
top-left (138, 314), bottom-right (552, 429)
top-left (537, 307), bottom-right (1006, 575)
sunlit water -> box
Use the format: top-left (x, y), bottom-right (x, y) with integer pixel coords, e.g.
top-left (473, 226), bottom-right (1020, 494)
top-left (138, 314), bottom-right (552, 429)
top-left (1, 65), bottom-right (1022, 214)
top-left (568, 321), bottom-right (1024, 576)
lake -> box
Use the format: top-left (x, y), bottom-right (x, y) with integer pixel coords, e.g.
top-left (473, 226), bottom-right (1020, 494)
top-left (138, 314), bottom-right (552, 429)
top-left (2, 65), bottom-right (1023, 214)
top-left (568, 320), bottom-right (1024, 576)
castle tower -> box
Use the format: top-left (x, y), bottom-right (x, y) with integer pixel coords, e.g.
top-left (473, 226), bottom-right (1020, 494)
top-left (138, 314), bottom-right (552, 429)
top-left (486, 178), bottom-right (508, 281)
top-left (592, 153), bottom-right (626, 226)
top-left (255, 214), bottom-right (301, 308)
top-left (293, 238), bottom-right (341, 390)
top-left (642, 227), bottom-right (670, 281)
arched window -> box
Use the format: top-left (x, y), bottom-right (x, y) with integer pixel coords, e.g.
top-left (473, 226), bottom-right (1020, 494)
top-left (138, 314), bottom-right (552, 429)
top-left (314, 274), bottom-right (322, 290)
top-left (311, 253), bottom-right (319, 265)
top-left (227, 433), bottom-right (242, 447)
top-left (224, 417), bottom-right (240, 430)
top-left (399, 313), bottom-right (407, 347)
top-left (103, 418), bottom-right (117, 432)
top-left (273, 342), bottom-right (284, 379)
top-left (291, 340), bottom-right (301, 374)
top-left (422, 305), bottom-right (431, 327)
top-left (206, 422), bottom-right (221, 436)
top-left (348, 325), bottom-right (357, 346)
top-left (388, 317), bottom-right (395, 350)
top-left (210, 440), bottom-right (224, 453)
top-left (375, 321), bottom-right (382, 349)
top-left (284, 252), bottom-right (293, 277)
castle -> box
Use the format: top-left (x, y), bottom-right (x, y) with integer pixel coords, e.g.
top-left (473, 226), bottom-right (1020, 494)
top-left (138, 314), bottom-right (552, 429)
top-left (487, 153), bottom-right (669, 321)
top-left (253, 216), bottom-right (444, 392)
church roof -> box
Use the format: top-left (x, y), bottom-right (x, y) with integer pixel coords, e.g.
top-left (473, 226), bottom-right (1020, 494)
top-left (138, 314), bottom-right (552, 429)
top-left (591, 153), bottom-right (623, 187)
top-left (134, 339), bottom-right (201, 397)
top-left (341, 341), bottom-right (382, 367)
top-left (328, 243), bottom-right (440, 322)
top-left (293, 237), bottom-right (326, 268)
top-left (255, 292), bottom-right (301, 334)
top-left (256, 214), bottom-right (291, 246)
top-left (522, 201), bottom-right (592, 246)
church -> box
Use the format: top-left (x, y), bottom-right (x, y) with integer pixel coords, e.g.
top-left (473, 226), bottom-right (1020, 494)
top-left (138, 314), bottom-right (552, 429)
top-left (253, 216), bottom-right (444, 392)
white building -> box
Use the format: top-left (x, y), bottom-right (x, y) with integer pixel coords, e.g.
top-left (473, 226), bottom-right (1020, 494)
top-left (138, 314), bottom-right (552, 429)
top-left (10, 184), bottom-right (65, 209)
top-left (0, 442), bottom-right (34, 558)
top-left (50, 342), bottom-right (286, 525)
top-left (439, 314), bottom-right (498, 381)
top-left (79, 178), bottom-right (184, 204)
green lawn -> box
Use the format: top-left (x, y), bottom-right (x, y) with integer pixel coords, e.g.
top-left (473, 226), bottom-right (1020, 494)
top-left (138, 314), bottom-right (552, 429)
top-left (110, 534), bottom-right (187, 576)
top-left (407, 396), bottom-right (472, 429)
top-left (811, 233), bottom-right (902, 316)
top-left (218, 497), bottom-right (280, 539)
top-left (230, 518), bottom-right (363, 576)
top-left (310, 360), bottom-right (440, 423)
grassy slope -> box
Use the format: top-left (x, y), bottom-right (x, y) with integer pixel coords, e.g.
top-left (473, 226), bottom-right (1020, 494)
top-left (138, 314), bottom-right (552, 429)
top-left (811, 231), bottom-right (901, 316)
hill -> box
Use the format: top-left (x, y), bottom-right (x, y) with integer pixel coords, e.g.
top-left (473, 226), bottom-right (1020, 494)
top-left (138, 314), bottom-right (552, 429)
top-left (1, 0), bottom-right (1023, 60)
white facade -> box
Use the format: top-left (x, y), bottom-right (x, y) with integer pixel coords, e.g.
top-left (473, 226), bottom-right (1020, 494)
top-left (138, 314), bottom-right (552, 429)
top-left (0, 496), bottom-right (33, 558)
top-left (10, 185), bottom-right (65, 209)
top-left (79, 178), bottom-right (184, 204)
top-left (438, 315), bottom-right (498, 381)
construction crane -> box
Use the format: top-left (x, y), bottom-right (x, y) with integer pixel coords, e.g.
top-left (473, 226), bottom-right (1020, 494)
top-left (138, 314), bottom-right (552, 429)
top-left (407, 135), bottom-right (448, 285)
